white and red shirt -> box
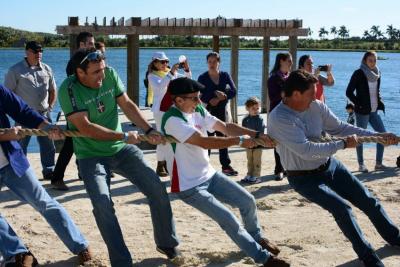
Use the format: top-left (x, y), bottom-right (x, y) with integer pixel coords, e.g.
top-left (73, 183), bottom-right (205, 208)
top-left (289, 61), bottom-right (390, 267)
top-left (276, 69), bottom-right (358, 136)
top-left (162, 105), bottom-right (218, 192)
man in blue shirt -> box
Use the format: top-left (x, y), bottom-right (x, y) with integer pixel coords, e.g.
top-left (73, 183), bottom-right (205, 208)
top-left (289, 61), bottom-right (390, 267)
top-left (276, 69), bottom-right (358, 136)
top-left (268, 70), bottom-right (400, 267)
top-left (0, 84), bottom-right (91, 266)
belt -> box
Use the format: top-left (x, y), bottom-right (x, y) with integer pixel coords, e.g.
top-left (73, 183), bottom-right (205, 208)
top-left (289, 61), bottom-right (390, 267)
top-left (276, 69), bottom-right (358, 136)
top-left (286, 158), bottom-right (331, 177)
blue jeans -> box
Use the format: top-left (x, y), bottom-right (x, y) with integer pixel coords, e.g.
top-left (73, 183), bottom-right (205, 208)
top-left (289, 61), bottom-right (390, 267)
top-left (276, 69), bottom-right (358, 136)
top-left (176, 172), bottom-right (270, 264)
top-left (18, 112), bottom-right (55, 176)
top-left (0, 165), bottom-right (88, 259)
top-left (78, 145), bottom-right (179, 267)
top-left (287, 158), bottom-right (400, 261)
top-left (355, 112), bottom-right (386, 165)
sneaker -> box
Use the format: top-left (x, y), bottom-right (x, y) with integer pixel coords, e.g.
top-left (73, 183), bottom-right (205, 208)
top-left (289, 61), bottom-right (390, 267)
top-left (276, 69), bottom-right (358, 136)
top-left (77, 247), bottom-right (92, 265)
top-left (258, 238), bottom-right (280, 255)
top-left (274, 172), bottom-right (284, 181)
top-left (374, 164), bottom-right (389, 171)
top-left (156, 246), bottom-right (181, 260)
top-left (4, 251), bottom-right (38, 267)
top-left (358, 164), bottom-right (369, 173)
top-left (222, 166), bottom-right (238, 176)
top-left (263, 255), bottom-right (290, 267)
top-left (241, 176), bottom-right (261, 184)
top-left (51, 180), bottom-right (69, 191)
top-left (361, 252), bottom-right (384, 267)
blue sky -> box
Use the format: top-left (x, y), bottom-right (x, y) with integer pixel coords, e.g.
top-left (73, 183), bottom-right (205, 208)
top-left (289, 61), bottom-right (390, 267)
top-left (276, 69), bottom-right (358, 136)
top-left (1, 0), bottom-right (399, 38)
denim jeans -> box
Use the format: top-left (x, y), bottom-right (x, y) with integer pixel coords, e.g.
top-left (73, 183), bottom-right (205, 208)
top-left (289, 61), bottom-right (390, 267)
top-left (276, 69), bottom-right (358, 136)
top-left (355, 112), bottom-right (386, 165)
top-left (176, 172), bottom-right (270, 264)
top-left (0, 165), bottom-right (88, 259)
top-left (287, 158), bottom-right (400, 261)
top-left (78, 144), bottom-right (179, 267)
top-left (18, 112), bottom-right (55, 176)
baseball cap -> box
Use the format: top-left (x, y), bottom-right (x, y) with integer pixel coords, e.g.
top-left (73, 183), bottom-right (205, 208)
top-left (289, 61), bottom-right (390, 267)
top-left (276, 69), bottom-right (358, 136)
top-left (168, 77), bottom-right (205, 95)
top-left (25, 41), bottom-right (43, 52)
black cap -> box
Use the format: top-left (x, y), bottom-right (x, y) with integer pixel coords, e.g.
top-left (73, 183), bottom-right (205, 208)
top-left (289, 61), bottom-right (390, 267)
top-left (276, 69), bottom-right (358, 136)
top-left (168, 77), bottom-right (205, 95)
top-left (25, 41), bottom-right (42, 52)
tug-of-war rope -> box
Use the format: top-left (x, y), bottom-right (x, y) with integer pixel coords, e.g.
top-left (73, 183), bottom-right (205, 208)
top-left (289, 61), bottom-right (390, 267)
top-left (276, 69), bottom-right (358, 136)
top-left (0, 128), bottom-right (398, 147)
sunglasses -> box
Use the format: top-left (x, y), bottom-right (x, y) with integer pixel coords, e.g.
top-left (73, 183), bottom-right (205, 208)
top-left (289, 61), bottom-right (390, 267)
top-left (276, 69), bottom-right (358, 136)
top-left (180, 95), bottom-right (201, 102)
top-left (30, 49), bottom-right (43, 54)
top-left (79, 50), bottom-right (105, 65)
top-left (156, 60), bottom-right (169, 64)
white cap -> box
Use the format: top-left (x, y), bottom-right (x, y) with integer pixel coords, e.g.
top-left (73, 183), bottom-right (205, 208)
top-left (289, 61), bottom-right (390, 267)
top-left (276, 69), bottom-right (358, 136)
top-left (152, 51), bottom-right (169, 61)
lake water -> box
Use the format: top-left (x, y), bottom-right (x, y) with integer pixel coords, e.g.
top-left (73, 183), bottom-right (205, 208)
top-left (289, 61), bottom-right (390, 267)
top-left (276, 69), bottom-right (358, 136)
top-left (1, 48), bottom-right (399, 152)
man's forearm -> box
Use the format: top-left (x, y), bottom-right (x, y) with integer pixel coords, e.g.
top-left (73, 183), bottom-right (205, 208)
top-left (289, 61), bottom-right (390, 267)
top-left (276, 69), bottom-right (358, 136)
top-left (224, 123), bottom-right (258, 138)
top-left (198, 136), bottom-right (239, 149)
top-left (48, 90), bottom-right (57, 109)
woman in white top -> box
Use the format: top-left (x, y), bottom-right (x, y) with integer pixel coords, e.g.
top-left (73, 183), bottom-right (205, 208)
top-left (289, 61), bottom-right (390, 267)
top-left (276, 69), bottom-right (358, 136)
top-left (146, 51), bottom-right (192, 176)
top-left (346, 51), bottom-right (386, 173)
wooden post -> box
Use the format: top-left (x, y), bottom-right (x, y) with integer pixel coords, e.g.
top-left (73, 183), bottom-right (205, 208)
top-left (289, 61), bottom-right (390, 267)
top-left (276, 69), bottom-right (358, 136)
top-left (289, 36), bottom-right (298, 71)
top-left (68, 17), bottom-right (79, 57)
top-left (212, 35), bottom-right (220, 53)
top-left (261, 36), bottom-right (270, 114)
top-left (230, 36), bottom-right (239, 123)
top-left (127, 34), bottom-right (140, 104)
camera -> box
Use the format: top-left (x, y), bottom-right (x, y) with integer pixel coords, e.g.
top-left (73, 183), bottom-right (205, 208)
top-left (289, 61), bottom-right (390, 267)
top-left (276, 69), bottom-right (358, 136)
top-left (178, 62), bottom-right (185, 69)
top-left (178, 55), bottom-right (186, 69)
top-left (318, 65), bottom-right (329, 72)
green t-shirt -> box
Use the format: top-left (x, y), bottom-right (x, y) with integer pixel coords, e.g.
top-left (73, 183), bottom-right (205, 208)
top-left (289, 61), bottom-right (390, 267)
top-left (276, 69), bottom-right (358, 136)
top-left (58, 67), bottom-right (126, 159)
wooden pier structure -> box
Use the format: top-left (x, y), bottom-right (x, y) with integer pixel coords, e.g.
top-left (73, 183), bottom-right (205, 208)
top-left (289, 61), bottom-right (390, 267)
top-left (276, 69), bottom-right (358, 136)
top-left (56, 17), bottom-right (308, 121)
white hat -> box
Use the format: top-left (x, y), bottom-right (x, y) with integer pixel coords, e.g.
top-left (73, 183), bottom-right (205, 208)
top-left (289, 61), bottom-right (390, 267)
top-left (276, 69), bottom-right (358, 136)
top-left (152, 51), bottom-right (169, 61)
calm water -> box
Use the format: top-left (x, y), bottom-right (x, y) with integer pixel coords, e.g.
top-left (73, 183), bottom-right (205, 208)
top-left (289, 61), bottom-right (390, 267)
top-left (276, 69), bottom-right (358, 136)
top-left (1, 48), bottom-right (400, 151)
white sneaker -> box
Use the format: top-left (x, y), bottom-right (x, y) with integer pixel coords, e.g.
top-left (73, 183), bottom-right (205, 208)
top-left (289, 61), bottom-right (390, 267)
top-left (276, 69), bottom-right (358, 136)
top-left (375, 164), bottom-right (389, 170)
top-left (358, 164), bottom-right (369, 173)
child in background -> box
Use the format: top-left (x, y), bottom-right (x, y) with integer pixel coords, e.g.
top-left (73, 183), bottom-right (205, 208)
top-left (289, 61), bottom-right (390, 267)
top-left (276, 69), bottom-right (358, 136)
top-left (241, 97), bottom-right (265, 184)
top-left (346, 103), bottom-right (355, 125)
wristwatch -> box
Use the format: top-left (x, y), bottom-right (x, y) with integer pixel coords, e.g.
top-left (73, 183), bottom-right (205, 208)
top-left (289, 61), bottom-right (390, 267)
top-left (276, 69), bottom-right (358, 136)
top-left (122, 132), bottom-right (129, 143)
top-left (238, 135), bottom-right (245, 146)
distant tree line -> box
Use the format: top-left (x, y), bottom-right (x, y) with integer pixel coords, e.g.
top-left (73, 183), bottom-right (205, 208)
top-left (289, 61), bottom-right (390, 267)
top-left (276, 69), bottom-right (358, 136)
top-left (1, 25), bottom-right (400, 51)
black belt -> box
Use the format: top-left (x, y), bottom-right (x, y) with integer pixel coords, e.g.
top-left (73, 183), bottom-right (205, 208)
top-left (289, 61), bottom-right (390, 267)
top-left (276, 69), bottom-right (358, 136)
top-left (286, 158), bottom-right (331, 177)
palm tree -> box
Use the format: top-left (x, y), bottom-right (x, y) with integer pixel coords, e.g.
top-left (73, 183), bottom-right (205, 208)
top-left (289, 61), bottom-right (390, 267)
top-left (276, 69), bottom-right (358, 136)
top-left (370, 25), bottom-right (384, 40)
top-left (307, 27), bottom-right (313, 38)
top-left (330, 26), bottom-right (337, 38)
top-left (363, 30), bottom-right (372, 40)
top-left (318, 27), bottom-right (329, 39)
top-left (338, 25), bottom-right (349, 39)
top-left (386, 24), bottom-right (398, 40)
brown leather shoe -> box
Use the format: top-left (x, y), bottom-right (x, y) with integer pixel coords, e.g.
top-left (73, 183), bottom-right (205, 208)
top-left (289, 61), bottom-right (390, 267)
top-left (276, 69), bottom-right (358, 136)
top-left (263, 255), bottom-right (290, 267)
top-left (156, 161), bottom-right (168, 177)
top-left (258, 237), bottom-right (280, 255)
top-left (6, 251), bottom-right (38, 267)
top-left (77, 247), bottom-right (92, 265)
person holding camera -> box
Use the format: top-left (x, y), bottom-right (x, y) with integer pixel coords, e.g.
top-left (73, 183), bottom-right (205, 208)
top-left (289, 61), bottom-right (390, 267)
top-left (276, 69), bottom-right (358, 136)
top-left (146, 52), bottom-right (192, 176)
top-left (298, 54), bottom-right (335, 102)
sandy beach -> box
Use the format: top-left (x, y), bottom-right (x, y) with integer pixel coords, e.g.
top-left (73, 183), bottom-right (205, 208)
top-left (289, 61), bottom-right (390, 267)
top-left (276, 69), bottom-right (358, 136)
top-left (0, 144), bottom-right (399, 267)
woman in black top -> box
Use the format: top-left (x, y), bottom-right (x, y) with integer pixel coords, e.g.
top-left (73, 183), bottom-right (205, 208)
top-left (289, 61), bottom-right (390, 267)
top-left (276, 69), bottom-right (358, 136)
top-left (346, 51), bottom-right (386, 173)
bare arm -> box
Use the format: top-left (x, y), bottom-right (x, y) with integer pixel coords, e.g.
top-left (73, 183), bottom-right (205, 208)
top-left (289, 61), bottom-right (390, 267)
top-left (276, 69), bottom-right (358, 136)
top-left (185, 131), bottom-right (241, 149)
top-left (67, 111), bottom-right (124, 141)
top-left (116, 93), bottom-right (152, 132)
top-left (213, 120), bottom-right (258, 138)
top-left (48, 87), bottom-right (57, 110)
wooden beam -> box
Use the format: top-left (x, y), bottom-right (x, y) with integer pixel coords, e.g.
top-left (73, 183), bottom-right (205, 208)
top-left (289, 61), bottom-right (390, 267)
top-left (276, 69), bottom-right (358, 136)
top-left (212, 35), bottom-right (220, 53)
top-left (68, 17), bottom-right (78, 57)
top-left (230, 36), bottom-right (239, 123)
top-left (56, 25), bottom-right (309, 37)
top-left (127, 34), bottom-right (140, 104)
top-left (261, 36), bottom-right (270, 114)
top-left (289, 36), bottom-right (298, 71)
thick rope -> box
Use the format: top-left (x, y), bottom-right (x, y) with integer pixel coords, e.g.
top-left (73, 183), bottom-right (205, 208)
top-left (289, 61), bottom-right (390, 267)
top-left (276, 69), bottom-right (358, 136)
top-left (0, 128), bottom-right (398, 147)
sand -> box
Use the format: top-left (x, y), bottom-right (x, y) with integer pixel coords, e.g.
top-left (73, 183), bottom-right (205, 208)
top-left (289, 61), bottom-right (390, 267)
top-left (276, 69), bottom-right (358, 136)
top-left (0, 146), bottom-right (399, 267)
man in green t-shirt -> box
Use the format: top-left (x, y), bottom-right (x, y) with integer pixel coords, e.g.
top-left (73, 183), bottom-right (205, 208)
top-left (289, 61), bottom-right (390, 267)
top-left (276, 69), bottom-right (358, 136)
top-left (58, 49), bottom-right (179, 267)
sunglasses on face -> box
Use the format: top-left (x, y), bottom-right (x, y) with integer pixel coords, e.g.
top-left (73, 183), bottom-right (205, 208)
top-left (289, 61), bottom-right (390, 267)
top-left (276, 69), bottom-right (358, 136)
top-left (156, 60), bottom-right (169, 64)
top-left (180, 95), bottom-right (201, 102)
top-left (30, 49), bottom-right (43, 54)
top-left (79, 50), bottom-right (105, 65)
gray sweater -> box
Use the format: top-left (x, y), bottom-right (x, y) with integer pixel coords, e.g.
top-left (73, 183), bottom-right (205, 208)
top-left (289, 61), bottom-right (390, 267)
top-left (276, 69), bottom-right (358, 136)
top-left (268, 101), bottom-right (375, 171)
